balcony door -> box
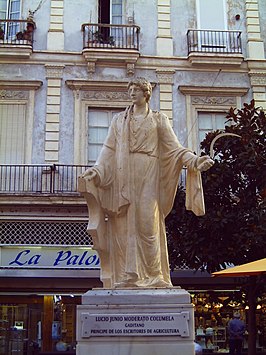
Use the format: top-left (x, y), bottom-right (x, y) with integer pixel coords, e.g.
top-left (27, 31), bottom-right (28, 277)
top-left (98, 0), bottom-right (122, 43)
top-left (196, 0), bottom-right (227, 30)
top-left (98, 0), bottom-right (122, 25)
top-left (196, 0), bottom-right (229, 51)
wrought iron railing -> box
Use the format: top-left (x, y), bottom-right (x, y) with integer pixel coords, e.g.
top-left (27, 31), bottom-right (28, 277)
top-left (0, 164), bottom-right (187, 194)
top-left (0, 164), bottom-right (89, 194)
top-left (82, 23), bottom-right (140, 50)
top-left (0, 19), bottom-right (35, 46)
top-left (187, 29), bottom-right (242, 54)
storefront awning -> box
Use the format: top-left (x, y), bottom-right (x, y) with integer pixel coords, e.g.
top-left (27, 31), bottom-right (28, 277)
top-left (212, 258), bottom-right (266, 277)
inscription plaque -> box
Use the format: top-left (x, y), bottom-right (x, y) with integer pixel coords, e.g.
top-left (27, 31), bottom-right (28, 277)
top-left (81, 312), bottom-right (190, 337)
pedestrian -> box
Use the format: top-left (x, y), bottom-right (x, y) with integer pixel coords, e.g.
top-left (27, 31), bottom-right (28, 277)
top-left (227, 312), bottom-right (245, 355)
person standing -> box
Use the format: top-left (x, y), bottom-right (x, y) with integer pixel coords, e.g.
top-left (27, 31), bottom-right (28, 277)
top-left (227, 312), bottom-right (245, 355)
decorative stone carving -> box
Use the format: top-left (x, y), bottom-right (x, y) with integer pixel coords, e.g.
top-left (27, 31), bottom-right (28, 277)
top-left (82, 49), bottom-right (139, 77)
top-left (45, 65), bottom-right (65, 79)
top-left (0, 90), bottom-right (28, 99)
top-left (156, 70), bottom-right (175, 84)
top-left (127, 63), bottom-right (135, 76)
top-left (87, 62), bottom-right (96, 74)
top-left (74, 90), bottom-right (80, 100)
top-left (191, 96), bottom-right (236, 105)
top-left (82, 91), bottom-right (129, 101)
top-left (249, 72), bottom-right (266, 86)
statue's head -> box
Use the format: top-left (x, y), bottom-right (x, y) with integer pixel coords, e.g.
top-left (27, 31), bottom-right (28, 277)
top-left (127, 78), bottom-right (152, 103)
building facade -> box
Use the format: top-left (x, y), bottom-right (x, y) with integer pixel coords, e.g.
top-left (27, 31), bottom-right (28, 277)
top-left (0, 0), bottom-right (265, 353)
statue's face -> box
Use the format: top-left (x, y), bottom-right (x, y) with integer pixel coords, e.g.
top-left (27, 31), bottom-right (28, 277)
top-left (128, 84), bottom-right (146, 105)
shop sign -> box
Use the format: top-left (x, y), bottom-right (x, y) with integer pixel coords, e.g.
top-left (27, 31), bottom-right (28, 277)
top-left (0, 246), bottom-right (100, 269)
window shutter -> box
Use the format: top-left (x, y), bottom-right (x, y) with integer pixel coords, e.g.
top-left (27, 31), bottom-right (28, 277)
top-left (0, 103), bottom-right (26, 163)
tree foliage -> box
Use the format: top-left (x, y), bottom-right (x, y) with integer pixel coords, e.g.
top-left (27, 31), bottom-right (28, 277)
top-left (166, 100), bottom-right (266, 273)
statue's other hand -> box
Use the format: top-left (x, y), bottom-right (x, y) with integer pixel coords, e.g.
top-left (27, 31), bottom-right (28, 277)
top-left (82, 168), bottom-right (98, 181)
top-left (196, 156), bottom-right (214, 172)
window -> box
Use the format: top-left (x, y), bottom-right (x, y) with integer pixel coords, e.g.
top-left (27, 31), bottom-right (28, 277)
top-left (198, 111), bottom-right (227, 144)
top-left (196, 0), bottom-right (229, 51)
top-left (9, 0), bottom-right (20, 19)
top-left (0, 0), bottom-right (20, 19)
top-left (0, 81), bottom-right (41, 166)
top-left (178, 86), bottom-right (247, 155)
top-left (87, 109), bottom-right (120, 165)
top-left (0, 0), bottom-right (21, 39)
top-left (0, 103), bottom-right (26, 163)
top-left (111, 0), bottom-right (122, 25)
top-left (0, 1), bottom-right (6, 18)
top-left (110, 0), bottom-right (122, 42)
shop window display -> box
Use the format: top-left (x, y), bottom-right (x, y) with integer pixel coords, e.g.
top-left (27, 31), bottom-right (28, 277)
top-left (0, 304), bottom-right (39, 354)
top-left (0, 295), bottom-right (79, 354)
top-left (191, 291), bottom-right (266, 353)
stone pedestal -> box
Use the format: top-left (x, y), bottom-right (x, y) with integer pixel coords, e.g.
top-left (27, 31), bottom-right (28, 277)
top-left (76, 288), bottom-right (195, 355)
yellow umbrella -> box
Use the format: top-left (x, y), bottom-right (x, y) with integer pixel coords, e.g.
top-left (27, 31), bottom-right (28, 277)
top-left (212, 258), bottom-right (266, 277)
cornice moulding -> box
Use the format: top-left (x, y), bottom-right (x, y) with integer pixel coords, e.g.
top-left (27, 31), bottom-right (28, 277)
top-left (0, 80), bottom-right (43, 90)
top-left (65, 80), bottom-right (130, 91)
top-left (178, 86), bottom-right (249, 96)
top-left (65, 80), bottom-right (157, 93)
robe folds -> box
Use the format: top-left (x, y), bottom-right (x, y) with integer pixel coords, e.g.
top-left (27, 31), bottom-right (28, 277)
top-left (89, 107), bottom-right (205, 288)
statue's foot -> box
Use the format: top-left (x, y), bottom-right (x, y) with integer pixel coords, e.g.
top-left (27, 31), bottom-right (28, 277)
top-left (151, 278), bottom-right (173, 288)
top-left (141, 276), bottom-right (173, 288)
top-left (113, 278), bottom-right (138, 288)
top-left (113, 275), bottom-right (172, 289)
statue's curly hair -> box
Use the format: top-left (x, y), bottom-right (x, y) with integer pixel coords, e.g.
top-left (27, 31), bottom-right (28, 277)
top-left (127, 77), bottom-right (152, 102)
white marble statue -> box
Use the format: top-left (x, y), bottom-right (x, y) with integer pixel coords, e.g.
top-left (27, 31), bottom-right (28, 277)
top-left (79, 78), bottom-right (214, 289)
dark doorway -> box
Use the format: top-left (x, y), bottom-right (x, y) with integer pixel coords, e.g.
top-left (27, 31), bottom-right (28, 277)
top-left (98, 0), bottom-right (110, 24)
top-left (98, 0), bottom-right (110, 43)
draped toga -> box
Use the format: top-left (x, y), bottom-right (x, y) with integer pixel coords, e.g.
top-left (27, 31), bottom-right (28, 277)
top-left (87, 107), bottom-right (205, 288)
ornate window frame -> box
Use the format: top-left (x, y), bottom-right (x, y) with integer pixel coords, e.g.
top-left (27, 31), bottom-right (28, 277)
top-left (178, 86), bottom-right (249, 153)
top-left (0, 80), bottom-right (42, 163)
top-left (65, 80), bottom-right (131, 164)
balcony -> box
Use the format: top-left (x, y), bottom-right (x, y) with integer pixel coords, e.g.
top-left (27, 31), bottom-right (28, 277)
top-left (186, 29), bottom-right (243, 67)
top-left (0, 164), bottom-right (88, 194)
top-left (81, 23), bottom-right (140, 75)
top-left (0, 19), bottom-right (35, 59)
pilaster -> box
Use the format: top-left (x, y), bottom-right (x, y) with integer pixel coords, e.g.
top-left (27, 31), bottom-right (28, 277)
top-left (156, 0), bottom-right (173, 56)
top-left (248, 71), bottom-right (266, 109)
top-left (45, 65), bottom-right (64, 163)
top-left (156, 69), bottom-right (175, 123)
top-left (47, 0), bottom-right (64, 50)
top-left (245, 0), bottom-right (266, 109)
top-left (245, 0), bottom-right (265, 59)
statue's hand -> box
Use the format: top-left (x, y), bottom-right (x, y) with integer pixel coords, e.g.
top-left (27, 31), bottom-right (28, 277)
top-left (82, 168), bottom-right (98, 181)
top-left (196, 156), bottom-right (214, 172)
